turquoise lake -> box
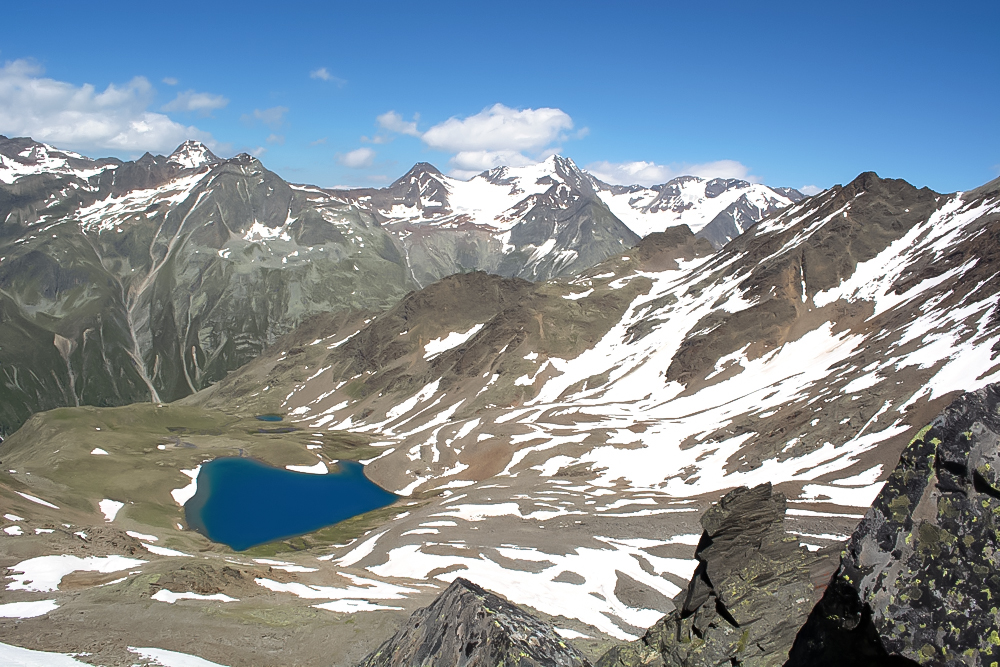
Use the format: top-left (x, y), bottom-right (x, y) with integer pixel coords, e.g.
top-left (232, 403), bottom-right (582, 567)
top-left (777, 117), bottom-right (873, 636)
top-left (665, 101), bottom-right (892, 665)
top-left (185, 458), bottom-right (397, 551)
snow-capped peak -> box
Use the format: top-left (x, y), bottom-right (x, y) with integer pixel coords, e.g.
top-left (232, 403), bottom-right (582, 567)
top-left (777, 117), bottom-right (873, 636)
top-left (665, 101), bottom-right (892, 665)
top-left (167, 141), bottom-right (220, 169)
top-left (0, 135), bottom-right (114, 184)
top-left (592, 173), bottom-right (801, 239)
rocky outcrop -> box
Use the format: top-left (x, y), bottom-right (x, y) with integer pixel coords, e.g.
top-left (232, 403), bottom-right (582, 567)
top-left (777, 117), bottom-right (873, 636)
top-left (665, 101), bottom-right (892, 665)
top-left (358, 577), bottom-right (591, 667)
top-left (786, 383), bottom-right (1000, 667)
top-left (598, 484), bottom-right (839, 667)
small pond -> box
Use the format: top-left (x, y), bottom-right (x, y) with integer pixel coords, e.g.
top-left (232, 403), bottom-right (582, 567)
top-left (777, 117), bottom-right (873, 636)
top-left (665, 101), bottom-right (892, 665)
top-left (254, 414), bottom-right (284, 422)
top-left (185, 458), bottom-right (397, 551)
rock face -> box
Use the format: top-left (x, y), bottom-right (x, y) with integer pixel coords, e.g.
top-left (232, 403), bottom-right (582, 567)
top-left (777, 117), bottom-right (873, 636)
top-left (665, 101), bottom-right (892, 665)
top-left (358, 577), bottom-right (591, 667)
top-left (786, 383), bottom-right (1000, 667)
top-left (597, 484), bottom-right (839, 667)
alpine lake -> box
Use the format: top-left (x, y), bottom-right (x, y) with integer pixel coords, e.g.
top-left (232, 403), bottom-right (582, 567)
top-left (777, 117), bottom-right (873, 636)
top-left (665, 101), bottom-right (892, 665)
top-left (184, 416), bottom-right (398, 551)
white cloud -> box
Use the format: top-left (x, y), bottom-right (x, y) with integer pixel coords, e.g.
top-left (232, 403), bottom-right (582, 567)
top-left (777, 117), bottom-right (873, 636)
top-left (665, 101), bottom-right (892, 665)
top-left (685, 159), bottom-right (758, 182)
top-left (162, 77), bottom-right (179, 86)
top-left (799, 184), bottom-right (823, 196)
top-left (377, 111), bottom-right (420, 137)
top-left (310, 67), bottom-right (346, 85)
top-left (585, 159), bottom-right (761, 186)
top-left (337, 147), bottom-right (376, 169)
top-left (266, 134), bottom-right (284, 145)
top-left (377, 104), bottom-right (578, 179)
top-left (162, 89), bottom-right (229, 115)
top-left (421, 104), bottom-right (573, 153)
top-left (448, 150), bottom-right (539, 180)
top-left (243, 106), bottom-right (288, 129)
top-left (0, 59), bottom-right (214, 154)
top-left (585, 161), bottom-right (674, 186)
top-left (310, 137), bottom-right (327, 146)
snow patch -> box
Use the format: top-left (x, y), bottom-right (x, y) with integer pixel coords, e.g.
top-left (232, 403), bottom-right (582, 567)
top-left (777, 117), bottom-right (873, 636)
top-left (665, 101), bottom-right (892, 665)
top-left (151, 590), bottom-right (238, 604)
top-left (286, 460), bottom-right (329, 475)
top-left (99, 499), bottom-right (124, 522)
top-left (424, 324), bottom-right (485, 359)
top-left (6, 555), bottom-right (146, 592)
top-left (0, 600), bottom-right (59, 619)
top-left (170, 465), bottom-right (201, 506)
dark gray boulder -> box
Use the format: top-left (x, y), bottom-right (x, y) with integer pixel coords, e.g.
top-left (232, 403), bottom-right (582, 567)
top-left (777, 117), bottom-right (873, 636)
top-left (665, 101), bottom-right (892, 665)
top-left (786, 383), bottom-right (1000, 667)
top-left (358, 577), bottom-right (591, 667)
top-left (598, 483), bottom-right (839, 667)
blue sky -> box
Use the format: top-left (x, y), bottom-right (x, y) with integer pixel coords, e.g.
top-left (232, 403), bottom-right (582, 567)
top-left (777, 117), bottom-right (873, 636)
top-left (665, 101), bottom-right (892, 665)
top-left (1, 0), bottom-right (996, 193)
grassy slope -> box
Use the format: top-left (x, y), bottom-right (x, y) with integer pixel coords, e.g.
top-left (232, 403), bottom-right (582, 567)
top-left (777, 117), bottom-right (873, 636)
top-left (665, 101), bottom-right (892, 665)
top-left (0, 402), bottom-right (409, 555)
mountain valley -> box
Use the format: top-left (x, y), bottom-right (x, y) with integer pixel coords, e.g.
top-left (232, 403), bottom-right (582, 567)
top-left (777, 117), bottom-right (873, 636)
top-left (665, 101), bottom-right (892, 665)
top-left (1, 137), bottom-right (999, 666)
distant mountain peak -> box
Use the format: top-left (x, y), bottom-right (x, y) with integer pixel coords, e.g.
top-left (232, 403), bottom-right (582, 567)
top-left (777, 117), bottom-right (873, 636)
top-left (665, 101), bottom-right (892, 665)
top-left (230, 152), bottom-right (258, 165)
top-left (167, 140), bottom-right (221, 169)
top-left (480, 164), bottom-right (514, 185)
top-left (410, 161), bottom-right (442, 174)
top-left (395, 162), bottom-right (444, 183)
top-left (0, 135), bottom-right (113, 185)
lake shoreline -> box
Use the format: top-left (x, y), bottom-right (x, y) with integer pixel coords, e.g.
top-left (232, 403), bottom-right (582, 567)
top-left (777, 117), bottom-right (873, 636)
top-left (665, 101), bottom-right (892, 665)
top-left (184, 457), bottom-right (398, 551)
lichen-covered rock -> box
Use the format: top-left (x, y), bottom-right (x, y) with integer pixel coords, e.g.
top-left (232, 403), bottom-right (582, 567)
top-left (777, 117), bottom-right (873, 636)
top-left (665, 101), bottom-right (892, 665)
top-left (357, 577), bottom-right (592, 667)
top-left (597, 483), bottom-right (839, 667)
top-left (786, 383), bottom-right (1000, 667)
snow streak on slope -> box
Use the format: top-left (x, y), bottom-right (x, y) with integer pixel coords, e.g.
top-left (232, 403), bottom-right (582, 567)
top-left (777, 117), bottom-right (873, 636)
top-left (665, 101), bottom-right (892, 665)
top-left (75, 170), bottom-right (212, 233)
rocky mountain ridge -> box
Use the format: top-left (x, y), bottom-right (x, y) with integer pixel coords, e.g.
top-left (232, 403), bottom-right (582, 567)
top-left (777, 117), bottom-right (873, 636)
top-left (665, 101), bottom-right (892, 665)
top-left (329, 155), bottom-right (802, 285)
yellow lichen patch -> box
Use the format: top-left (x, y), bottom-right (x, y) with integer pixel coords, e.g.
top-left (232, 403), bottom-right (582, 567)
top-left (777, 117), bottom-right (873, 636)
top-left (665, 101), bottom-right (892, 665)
top-left (889, 494), bottom-right (912, 523)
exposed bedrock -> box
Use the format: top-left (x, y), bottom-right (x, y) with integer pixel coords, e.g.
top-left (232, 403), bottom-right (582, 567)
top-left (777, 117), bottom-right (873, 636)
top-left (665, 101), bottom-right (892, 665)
top-left (597, 483), bottom-right (839, 667)
top-left (786, 382), bottom-right (1000, 667)
top-left (357, 577), bottom-right (592, 667)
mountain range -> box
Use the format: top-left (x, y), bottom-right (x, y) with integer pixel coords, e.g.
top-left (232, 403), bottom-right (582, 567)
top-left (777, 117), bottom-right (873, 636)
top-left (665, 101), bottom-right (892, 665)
top-left (329, 156), bottom-right (801, 286)
top-left (0, 137), bottom-right (800, 436)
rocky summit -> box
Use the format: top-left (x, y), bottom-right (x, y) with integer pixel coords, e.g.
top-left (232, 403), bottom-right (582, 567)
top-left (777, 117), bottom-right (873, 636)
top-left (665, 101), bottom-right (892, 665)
top-left (597, 484), bottom-right (839, 667)
top-left (359, 577), bottom-right (591, 667)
